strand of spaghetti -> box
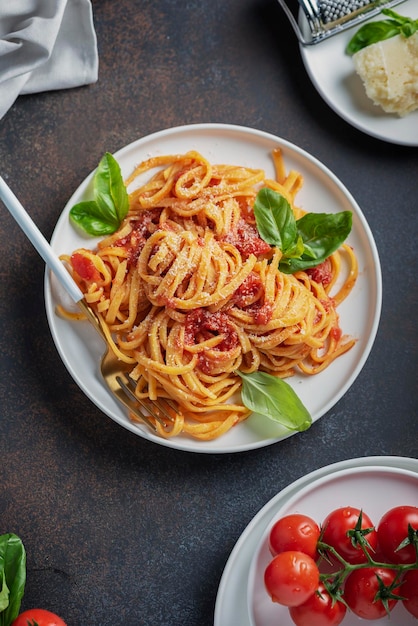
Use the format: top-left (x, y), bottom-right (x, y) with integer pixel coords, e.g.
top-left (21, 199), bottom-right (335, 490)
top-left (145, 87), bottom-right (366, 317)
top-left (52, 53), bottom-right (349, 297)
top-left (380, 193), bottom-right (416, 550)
top-left (105, 259), bottom-right (128, 324)
top-left (176, 370), bottom-right (220, 400)
top-left (264, 180), bottom-right (295, 205)
top-left (298, 337), bottom-right (357, 374)
top-left (97, 315), bottom-right (136, 364)
top-left (173, 415), bottom-right (240, 439)
top-left (125, 153), bottom-right (190, 186)
top-left (148, 365), bottom-right (243, 408)
top-left (134, 352), bottom-right (198, 375)
top-left (332, 244), bottom-right (358, 305)
top-left (111, 268), bottom-right (143, 332)
top-left (272, 147), bottom-right (286, 184)
top-left (175, 162), bottom-right (212, 199)
top-left (283, 170), bottom-right (304, 198)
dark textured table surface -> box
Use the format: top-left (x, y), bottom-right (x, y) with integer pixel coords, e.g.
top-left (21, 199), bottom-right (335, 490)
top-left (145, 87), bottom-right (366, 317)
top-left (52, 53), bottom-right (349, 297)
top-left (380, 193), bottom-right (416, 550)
top-left (0, 1), bottom-right (417, 624)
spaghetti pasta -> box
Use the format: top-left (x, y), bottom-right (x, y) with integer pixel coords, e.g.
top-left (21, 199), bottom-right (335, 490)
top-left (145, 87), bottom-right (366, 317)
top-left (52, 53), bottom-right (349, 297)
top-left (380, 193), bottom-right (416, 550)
top-left (61, 149), bottom-right (357, 440)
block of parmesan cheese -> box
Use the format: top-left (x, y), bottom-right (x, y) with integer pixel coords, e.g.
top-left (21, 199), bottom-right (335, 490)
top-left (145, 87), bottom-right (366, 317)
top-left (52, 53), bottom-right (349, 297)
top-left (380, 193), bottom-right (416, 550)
top-left (353, 32), bottom-right (418, 117)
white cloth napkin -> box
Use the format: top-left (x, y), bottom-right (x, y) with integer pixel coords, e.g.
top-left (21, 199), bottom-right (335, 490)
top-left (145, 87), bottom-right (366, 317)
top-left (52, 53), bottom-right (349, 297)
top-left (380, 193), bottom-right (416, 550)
top-left (0, 0), bottom-right (98, 120)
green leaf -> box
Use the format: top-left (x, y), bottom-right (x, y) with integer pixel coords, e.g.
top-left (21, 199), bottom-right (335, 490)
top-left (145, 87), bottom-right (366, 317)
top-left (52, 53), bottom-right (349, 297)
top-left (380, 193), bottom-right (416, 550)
top-left (254, 188), bottom-right (297, 253)
top-left (346, 9), bottom-right (418, 55)
top-left (253, 188), bottom-right (352, 275)
top-left (236, 370), bottom-right (312, 431)
top-left (69, 153), bottom-right (129, 236)
top-left (279, 211), bottom-right (352, 274)
top-left (284, 234), bottom-right (305, 259)
top-left (0, 533), bottom-right (26, 626)
top-left (94, 152), bottom-right (129, 222)
top-left (0, 572), bottom-right (9, 612)
top-left (69, 200), bottom-right (119, 236)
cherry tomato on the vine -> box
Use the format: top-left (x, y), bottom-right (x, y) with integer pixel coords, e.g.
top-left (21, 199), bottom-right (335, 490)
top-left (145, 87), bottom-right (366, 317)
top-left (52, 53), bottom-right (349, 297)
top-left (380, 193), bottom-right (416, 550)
top-left (264, 550), bottom-right (320, 607)
top-left (402, 569), bottom-right (418, 618)
top-left (377, 505), bottom-right (418, 564)
top-left (269, 514), bottom-right (320, 560)
top-left (11, 608), bottom-right (67, 626)
top-left (289, 582), bottom-right (347, 626)
top-left (321, 506), bottom-right (378, 564)
top-left (343, 567), bottom-right (401, 620)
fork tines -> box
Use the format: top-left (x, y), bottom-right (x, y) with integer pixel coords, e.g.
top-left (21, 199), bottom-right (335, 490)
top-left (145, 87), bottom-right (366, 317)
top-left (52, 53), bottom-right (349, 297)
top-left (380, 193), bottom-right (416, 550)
top-left (116, 373), bottom-right (176, 431)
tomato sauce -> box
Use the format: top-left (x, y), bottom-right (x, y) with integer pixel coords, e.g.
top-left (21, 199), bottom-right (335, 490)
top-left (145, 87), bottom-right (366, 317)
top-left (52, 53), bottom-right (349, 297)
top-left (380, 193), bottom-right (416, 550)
top-left (114, 208), bottom-right (161, 266)
top-left (232, 272), bottom-right (263, 307)
top-left (71, 252), bottom-right (101, 283)
top-left (222, 218), bottom-right (271, 258)
top-left (306, 258), bottom-right (333, 286)
top-left (184, 308), bottom-right (239, 373)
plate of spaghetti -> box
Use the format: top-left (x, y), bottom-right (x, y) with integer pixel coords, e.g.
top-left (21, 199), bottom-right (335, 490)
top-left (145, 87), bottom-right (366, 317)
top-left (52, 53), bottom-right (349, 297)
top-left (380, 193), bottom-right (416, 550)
top-left (44, 124), bottom-right (381, 453)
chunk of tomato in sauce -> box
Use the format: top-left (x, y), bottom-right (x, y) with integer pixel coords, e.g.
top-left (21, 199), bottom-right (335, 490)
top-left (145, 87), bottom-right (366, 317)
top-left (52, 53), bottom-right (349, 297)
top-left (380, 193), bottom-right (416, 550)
top-left (71, 252), bottom-right (101, 283)
top-left (306, 258), bottom-right (332, 286)
top-left (223, 219), bottom-right (271, 258)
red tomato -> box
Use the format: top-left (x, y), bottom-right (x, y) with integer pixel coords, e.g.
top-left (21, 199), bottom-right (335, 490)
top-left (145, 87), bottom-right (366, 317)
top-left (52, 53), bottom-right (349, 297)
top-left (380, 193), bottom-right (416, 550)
top-left (306, 258), bottom-right (333, 286)
top-left (11, 609), bottom-right (67, 626)
top-left (402, 569), bottom-right (418, 618)
top-left (343, 567), bottom-right (401, 620)
top-left (71, 251), bottom-right (101, 283)
top-left (377, 505), bottom-right (418, 564)
top-left (289, 582), bottom-right (347, 626)
top-left (321, 506), bottom-right (378, 564)
top-left (264, 550), bottom-right (319, 607)
top-left (269, 514), bottom-right (320, 560)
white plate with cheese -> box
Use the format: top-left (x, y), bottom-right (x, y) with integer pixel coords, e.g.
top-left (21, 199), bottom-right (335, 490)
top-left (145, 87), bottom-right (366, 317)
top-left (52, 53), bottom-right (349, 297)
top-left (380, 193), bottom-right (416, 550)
top-left (299, 0), bottom-right (418, 146)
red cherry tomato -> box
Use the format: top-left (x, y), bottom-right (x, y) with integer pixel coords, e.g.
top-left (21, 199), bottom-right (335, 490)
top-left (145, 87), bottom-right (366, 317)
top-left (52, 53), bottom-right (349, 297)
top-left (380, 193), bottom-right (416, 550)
top-left (321, 506), bottom-right (378, 564)
top-left (377, 505), bottom-right (418, 564)
top-left (11, 609), bottom-right (67, 626)
top-left (343, 567), bottom-right (401, 620)
top-left (289, 582), bottom-right (347, 626)
top-left (402, 569), bottom-right (418, 618)
top-left (264, 550), bottom-right (319, 607)
top-left (269, 514), bottom-right (320, 560)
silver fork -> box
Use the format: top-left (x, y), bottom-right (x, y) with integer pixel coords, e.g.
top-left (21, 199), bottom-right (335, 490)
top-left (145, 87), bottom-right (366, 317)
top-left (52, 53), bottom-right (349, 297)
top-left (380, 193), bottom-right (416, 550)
top-left (77, 299), bottom-right (177, 432)
top-left (0, 175), bottom-right (176, 433)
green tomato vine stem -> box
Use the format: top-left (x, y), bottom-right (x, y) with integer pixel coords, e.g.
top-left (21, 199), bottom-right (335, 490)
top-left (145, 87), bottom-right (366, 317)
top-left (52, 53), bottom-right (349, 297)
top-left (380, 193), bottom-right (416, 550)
top-left (317, 537), bottom-right (418, 596)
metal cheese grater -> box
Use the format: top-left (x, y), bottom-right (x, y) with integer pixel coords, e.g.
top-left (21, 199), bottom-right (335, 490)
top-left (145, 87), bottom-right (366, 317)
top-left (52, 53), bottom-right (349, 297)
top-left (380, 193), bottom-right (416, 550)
top-left (277, 0), bottom-right (407, 44)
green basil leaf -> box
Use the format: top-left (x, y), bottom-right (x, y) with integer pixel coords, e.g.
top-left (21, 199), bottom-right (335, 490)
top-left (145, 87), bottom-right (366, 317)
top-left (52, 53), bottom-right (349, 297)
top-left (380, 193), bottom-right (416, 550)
top-left (0, 572), bottom-right (9, 612)
top-left (236, 370), bottom-right (312, 431)
top-left (69, 200), bottom-right (119, 236)
top-left (94, 152), bottom-right (129, 222)
top-left (346, 20), bottom-right (400, 54)
top-left (382, 9), bottom-right (418, 37)
top-left (279, 211), bottom-right (352, 274)
top-left (254, 188), bottom-right (297, 253)
top-left (285, 234), bottom-right (305, 259)
top-left (69, 153), bottom-right (129, 237)
top-left (0, 533), bottom-right (26, 626)
top-left (346, 9), bottom-right (418, 55)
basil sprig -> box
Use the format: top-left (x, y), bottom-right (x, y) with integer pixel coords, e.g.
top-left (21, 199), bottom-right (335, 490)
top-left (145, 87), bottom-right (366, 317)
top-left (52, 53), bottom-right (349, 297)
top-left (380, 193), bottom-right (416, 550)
top-left (0, 534), bottom-right (26, 626)
top-left (254, 187), bottom-right (352, 274)
top-left (70, 152), bottom-right (129, 236)
top-left (236, 371), bottom-right (312, 431)
top-left (346, 9), bottom-right (418, 55)
top-left (240, 187), bottom-right (352, 428)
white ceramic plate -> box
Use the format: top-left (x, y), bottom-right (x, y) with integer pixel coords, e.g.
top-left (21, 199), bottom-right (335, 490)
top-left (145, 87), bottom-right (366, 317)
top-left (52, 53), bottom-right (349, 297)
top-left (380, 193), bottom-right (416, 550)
top-left (44, 123), bottom-right (382, 453)
top-left (214, 456), bottom-right (418, 626)
top-left (299, 0), bottom-right (418, 146)
top-left (248, 464), bottom-right (418, 626)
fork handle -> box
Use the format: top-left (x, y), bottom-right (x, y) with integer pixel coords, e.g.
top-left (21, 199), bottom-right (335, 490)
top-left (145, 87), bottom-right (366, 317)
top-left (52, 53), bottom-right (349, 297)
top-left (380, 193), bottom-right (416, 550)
top-left (0, 175), bottom-right (84, 303)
